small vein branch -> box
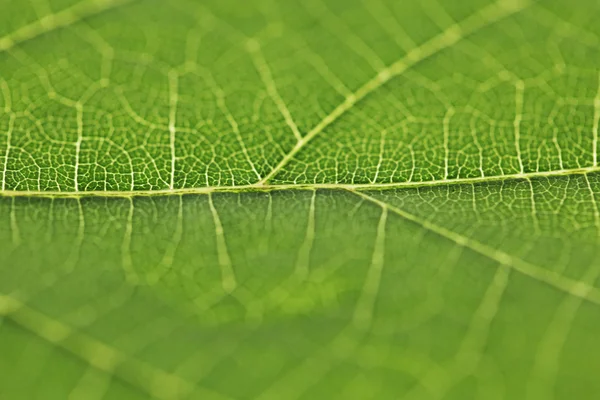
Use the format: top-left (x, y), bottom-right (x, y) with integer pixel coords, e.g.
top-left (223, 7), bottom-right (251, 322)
top-left (593, 71), bottom-right (600, 166)
top-left (168, 70), bottom-right (179, 190)
top-left (247, 39), bottom-right (303, 142)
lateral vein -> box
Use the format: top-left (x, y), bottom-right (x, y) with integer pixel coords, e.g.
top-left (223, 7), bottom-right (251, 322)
top-left (0, 0), bottom-right (136, 53)
top-left (258, 0), bottom-right (533, 184)
top-left (351, 191), bottom-right (600, 307)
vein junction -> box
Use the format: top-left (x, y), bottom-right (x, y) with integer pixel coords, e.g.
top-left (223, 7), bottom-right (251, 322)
top-left (0, 0), bottom-right (543, 193)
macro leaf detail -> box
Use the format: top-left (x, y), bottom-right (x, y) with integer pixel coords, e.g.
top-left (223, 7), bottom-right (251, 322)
top-left (1, 0), bottom-right (599, 399)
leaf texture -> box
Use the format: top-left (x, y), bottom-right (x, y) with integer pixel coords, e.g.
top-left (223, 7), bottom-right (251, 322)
top-left (1, 0), bottom-right (600, 399)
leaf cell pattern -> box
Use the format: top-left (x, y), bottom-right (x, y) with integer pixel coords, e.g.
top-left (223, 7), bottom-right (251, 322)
top-left (1, 0), bottom-right (600, 399)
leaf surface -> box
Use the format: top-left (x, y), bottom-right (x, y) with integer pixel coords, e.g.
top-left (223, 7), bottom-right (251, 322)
top-left (1, 0), bottom-right (600, 399)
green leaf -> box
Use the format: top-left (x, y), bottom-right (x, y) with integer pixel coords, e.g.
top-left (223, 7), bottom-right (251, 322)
top-left (1, 0), bottom-right (599, 399)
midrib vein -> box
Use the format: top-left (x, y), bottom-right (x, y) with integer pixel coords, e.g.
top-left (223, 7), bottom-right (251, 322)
top-left (258, 0), bottom-right (533, 184)
top-left (0, 0), bottom-right (136, 53)
top-left (2, 166), bottom-right (599, 198)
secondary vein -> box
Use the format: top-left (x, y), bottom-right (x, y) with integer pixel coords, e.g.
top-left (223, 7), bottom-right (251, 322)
top-left (0, 0), bottom-right (136, 53)
top-left (350, 190), bottom-right (600, 307)
top-left (257, 0), bottom-right (533, 184)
